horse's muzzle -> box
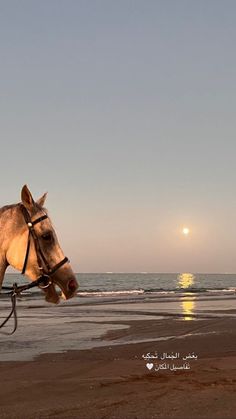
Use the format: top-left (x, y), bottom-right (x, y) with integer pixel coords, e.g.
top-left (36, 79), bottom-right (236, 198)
top-left (50, 273), bottom-right (79, 301)
top-left (68, 278), bottom-right (78, 293)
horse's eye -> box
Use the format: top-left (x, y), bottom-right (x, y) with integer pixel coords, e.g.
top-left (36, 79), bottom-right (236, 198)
top-left (41, 232), bottom-right (53, 242)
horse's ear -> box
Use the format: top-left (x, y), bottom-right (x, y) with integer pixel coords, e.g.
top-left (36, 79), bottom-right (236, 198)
top-left (37, 192), bottom-right (47, 208)
top-left (21, 185), bottom-right (35, 210)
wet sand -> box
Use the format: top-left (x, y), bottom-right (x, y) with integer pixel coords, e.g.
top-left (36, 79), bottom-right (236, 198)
top-left (1, 294), bottom-right (236, 418)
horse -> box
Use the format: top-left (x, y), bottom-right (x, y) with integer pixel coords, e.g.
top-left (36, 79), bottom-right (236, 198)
top-left (0, 185), bottom-right (78, 304)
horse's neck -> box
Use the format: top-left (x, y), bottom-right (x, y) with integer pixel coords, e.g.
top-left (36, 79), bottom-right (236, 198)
top-left (0, 205), bottom-right (18, 286)
top-left (0, 259), bottom-right (8, 287)
top-left (0, 243), bottom-right (9, 287)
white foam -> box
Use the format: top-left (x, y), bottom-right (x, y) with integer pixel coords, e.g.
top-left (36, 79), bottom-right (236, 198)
top-left (78, 289), bottom-right (145, 297)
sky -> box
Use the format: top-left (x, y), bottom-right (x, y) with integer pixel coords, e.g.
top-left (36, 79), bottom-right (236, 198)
top-left (1, 0), bottom-right (236, 273)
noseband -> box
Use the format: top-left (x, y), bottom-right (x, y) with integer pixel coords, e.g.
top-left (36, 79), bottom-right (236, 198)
top-left (20, 204), bottom-right (68, 285)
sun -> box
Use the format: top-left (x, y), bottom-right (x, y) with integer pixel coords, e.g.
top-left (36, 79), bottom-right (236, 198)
top-left (182, 227), bottom-right (190, 236)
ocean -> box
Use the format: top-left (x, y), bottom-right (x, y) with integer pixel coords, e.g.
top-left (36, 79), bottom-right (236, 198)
top-left (1, 272), bottom-right (236, 298)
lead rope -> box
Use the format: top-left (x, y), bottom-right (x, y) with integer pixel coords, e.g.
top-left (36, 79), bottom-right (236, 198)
top-left (0, 285), bottom-right (18, 335)
top-left (0, 276), bottom-right (52, 335)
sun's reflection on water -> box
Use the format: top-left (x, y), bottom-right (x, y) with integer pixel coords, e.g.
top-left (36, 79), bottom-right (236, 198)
top-left (177, 273), bottom-right (196, 321)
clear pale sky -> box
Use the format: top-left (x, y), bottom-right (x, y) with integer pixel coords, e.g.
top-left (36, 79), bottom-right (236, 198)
top-left (1, 0), bottom-right (236, 273)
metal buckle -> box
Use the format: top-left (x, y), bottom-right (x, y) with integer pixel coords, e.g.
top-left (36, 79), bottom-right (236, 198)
top-left (38, 276), bottom-right (52, 289)
top-left (12, 283), bottom-right (21, 296)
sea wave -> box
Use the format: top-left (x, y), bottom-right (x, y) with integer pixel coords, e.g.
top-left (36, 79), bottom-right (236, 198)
top-left (77, 289), bottom-right (145, 297)
top-left (1, 282), bottom-right (236, 300)
top-left (77, 287), bottom-right (236, 297)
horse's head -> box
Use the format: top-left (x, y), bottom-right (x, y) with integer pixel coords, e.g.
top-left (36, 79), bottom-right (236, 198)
top-left (6, 185), bottom-right (79, 304)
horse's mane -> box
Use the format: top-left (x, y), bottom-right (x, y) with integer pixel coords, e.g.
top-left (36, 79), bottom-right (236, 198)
top-left (0, 204), bottom-right (18, 215)
top-left (0, 203), bottom-right (47, 217)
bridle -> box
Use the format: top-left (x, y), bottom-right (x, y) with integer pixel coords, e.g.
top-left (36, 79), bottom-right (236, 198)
top-left (20, 204), bottom-right (68, 284)
top-left (0, 204), bottom-right (69, 334)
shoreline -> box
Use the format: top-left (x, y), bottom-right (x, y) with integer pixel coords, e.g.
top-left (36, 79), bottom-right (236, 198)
top-left (1, 292), bottom-right (236, 362)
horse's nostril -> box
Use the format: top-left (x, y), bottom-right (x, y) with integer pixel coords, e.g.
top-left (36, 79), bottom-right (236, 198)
top-left (68, 278), bottom-right (78, 292)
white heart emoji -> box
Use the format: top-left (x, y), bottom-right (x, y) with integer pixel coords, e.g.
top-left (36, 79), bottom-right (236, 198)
top-left (146, 363), bottom-right (154, 370)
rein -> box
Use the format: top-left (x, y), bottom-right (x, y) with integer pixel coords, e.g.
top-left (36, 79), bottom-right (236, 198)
top-left (0, 204), bottom-right (69, 335)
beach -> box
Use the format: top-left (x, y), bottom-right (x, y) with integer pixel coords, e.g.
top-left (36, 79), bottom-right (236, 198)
top-left (1, 290), bottom-right (236, 418)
